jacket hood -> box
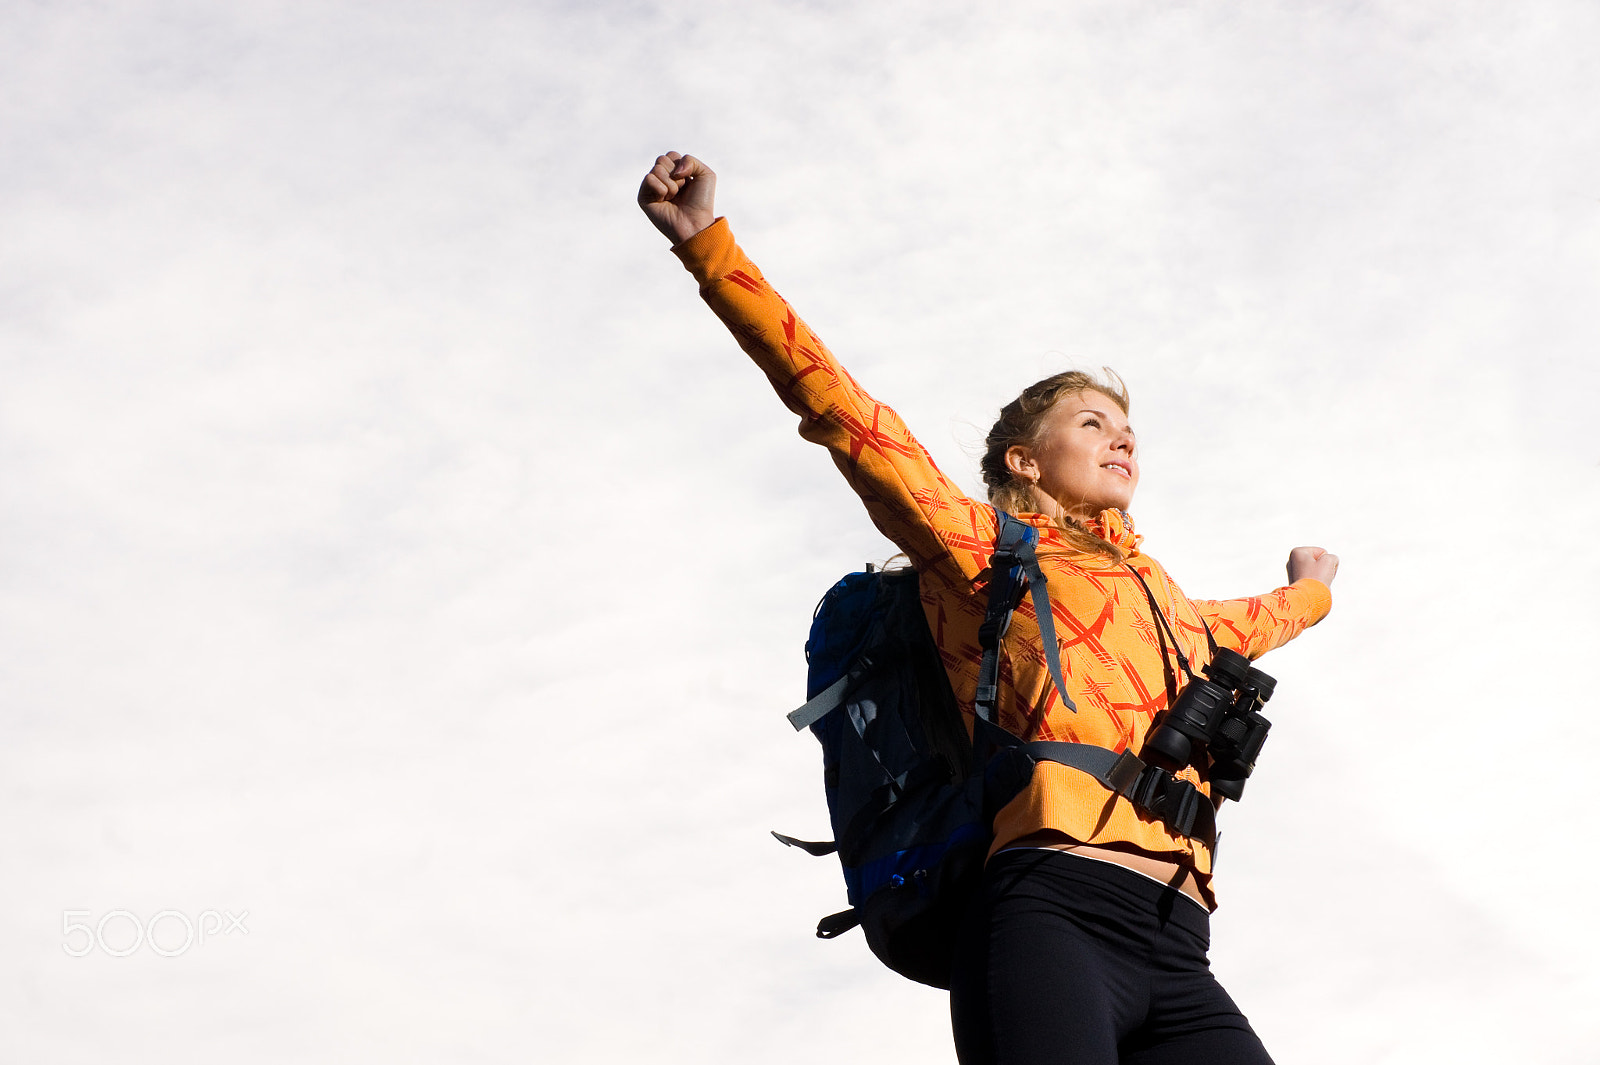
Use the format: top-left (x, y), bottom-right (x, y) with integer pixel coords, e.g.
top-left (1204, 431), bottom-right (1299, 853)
top-left (1086, 508), bottom-right (1143, 554)
top-left (1016, 507), bottom-right (1144, 556)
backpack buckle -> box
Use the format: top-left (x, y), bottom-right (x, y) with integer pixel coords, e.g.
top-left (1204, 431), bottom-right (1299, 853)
top-left (1126, 765), bottom-right (1211, 844)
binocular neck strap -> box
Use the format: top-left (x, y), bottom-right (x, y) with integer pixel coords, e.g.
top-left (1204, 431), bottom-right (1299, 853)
top-left (1123, 563), bottom-right (1201, 684)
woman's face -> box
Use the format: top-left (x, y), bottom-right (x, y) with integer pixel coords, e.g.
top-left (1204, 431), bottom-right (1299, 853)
top-left (1007, 390), bottom-right (1139, 521)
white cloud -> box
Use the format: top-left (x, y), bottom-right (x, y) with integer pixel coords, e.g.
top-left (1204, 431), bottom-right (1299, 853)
top-left (3, 2), bottom-right (1597, 1062)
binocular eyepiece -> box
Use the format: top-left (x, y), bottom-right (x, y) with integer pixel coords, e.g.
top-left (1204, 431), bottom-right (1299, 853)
top-left (1142, 648), bottom-right (1276, 802)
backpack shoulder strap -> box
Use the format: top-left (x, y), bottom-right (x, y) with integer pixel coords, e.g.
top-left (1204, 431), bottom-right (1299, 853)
top-left (976, 510), bottom-right (1078, 725)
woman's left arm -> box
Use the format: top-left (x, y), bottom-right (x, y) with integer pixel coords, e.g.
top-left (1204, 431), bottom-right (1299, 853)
top-left (1187, 547), bottom-right (1338, 659)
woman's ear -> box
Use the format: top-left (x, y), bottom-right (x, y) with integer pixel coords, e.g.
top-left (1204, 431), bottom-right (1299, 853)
top-left (1004, 444), bottom-right (1038, 482)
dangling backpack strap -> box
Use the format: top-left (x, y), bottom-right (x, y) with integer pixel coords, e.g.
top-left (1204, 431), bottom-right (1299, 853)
top-left (1008, 519), bottom-right (1076, 719)
top-left (787, 673), bottom-right (853, 732)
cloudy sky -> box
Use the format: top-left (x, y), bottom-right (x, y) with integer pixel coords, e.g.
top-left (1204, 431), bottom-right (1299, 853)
top-left (4, 2), bottom-right (1597, 1062)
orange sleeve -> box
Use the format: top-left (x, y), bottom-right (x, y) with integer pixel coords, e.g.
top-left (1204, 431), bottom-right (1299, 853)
top-left (673, 218), bottom-right (996, 591)
top-left (1188, 578), bottom-right (1332, 660)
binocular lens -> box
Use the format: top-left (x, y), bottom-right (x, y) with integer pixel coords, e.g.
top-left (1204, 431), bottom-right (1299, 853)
top-left (1140, 649), bottom-right (1278, 796)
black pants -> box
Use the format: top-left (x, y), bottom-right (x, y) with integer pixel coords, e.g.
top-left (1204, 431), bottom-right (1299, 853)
top-left (949, 848), bottom-right (1273, 1065)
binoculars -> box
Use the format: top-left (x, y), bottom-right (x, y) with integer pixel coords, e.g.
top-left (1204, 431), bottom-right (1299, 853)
top-left (1142, 648), bottom-right (1276, 802)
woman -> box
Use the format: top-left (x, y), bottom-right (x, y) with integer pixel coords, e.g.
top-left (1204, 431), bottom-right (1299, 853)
top-left (639, 151), bottom-right (1336, 1065)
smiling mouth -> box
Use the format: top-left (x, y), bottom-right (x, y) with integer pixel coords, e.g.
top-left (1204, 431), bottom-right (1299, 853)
top-left (1102, 464), bottom-right (1131, 478)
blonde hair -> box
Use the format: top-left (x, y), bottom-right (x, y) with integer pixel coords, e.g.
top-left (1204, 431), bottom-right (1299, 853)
top-left (980, 369), bottom-right (1132, 561)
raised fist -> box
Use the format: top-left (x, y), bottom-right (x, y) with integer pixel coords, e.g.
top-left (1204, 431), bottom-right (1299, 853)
top-left (638, 151), bottom-right (717, 245)
top-left (1286, 546), bottom-right (1339, 586)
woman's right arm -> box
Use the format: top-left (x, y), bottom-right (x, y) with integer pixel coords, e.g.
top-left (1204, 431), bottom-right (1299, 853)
top-left (639, 153), bottom-right (995, 589)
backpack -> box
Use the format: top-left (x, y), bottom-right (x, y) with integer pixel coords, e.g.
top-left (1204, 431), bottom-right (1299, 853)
top-left (774, 510), bottom-right (1219, 989)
